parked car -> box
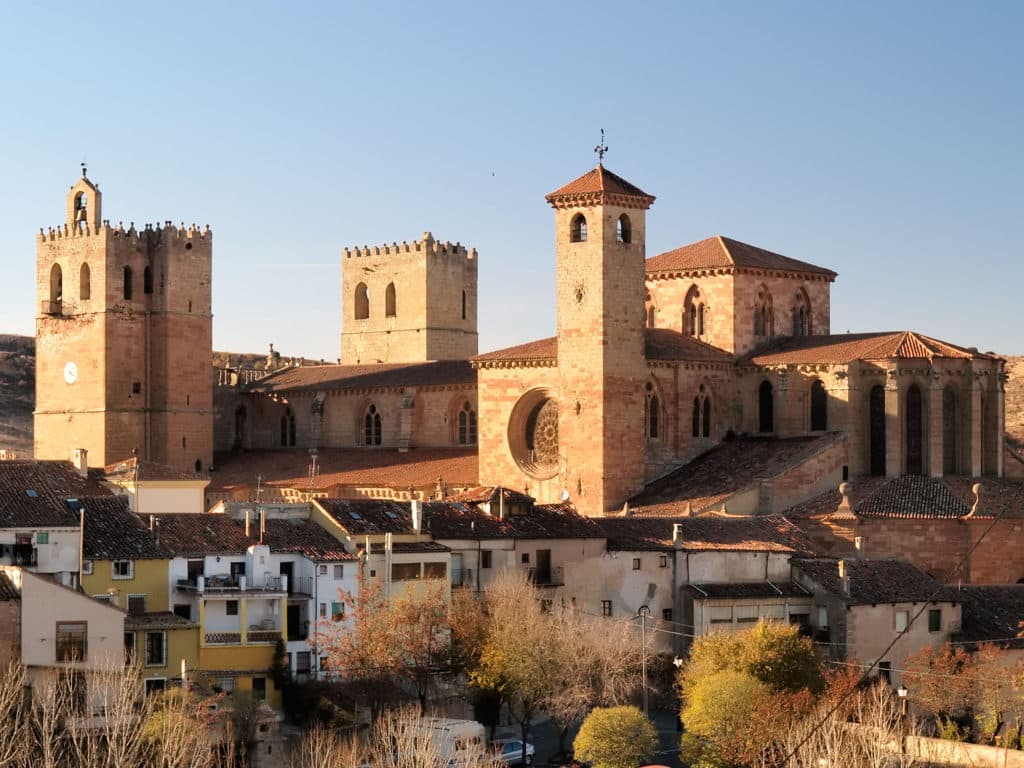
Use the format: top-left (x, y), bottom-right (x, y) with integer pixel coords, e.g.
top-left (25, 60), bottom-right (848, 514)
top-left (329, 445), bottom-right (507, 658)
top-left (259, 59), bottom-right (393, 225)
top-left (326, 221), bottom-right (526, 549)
top-left (493, 739), bottom-right (535, 766)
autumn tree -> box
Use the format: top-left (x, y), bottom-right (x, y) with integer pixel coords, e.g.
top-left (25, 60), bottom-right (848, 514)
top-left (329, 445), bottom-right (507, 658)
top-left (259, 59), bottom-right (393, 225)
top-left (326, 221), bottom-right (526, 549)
top-left (901, 643), bottom-right (975, 738)
top-left (573, 706), bottom-right (658, 768)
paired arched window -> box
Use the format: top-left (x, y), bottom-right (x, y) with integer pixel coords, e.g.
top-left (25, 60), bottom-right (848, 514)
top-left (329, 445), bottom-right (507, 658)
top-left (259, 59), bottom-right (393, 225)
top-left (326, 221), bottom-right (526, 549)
top-left (458, 402), bottom-right (477, 445)
top-left (791, 289), bottom-right (811, 336)
top-left (646, 306), bottom-right (656, 328)
top-left (280, 407), bottom-right (296, 447)
top-left (144, 266), bottom-right (153, 295)
top-left (683, 285), bottom-right (706, 338)
top-left (810, 380), bottom-right (827, 431)
top-left (754, 287), bottom-right (773, 338)
top-left (123, 267), bottom-right (133, 301)
top-left (644, 382), bottom-right (660, 440)
top-left (364, 404), bottom-right (382, 446)
top-left (616, 215), bottom-right (631, 243)
top-left (570, 214), bottom-right (587, 242)
top-left (758, 380), bottom-right (774, 433)
top-left (692, 387), bottom-right (712, 438)
top-left (79, 263), bottom-right (90, 300)
top-left (50, 263), bottom-right (63, 306)
top-left (354, 282), bottom-right (370, 320)
top-left (385, 282), bottom-right (397, 317)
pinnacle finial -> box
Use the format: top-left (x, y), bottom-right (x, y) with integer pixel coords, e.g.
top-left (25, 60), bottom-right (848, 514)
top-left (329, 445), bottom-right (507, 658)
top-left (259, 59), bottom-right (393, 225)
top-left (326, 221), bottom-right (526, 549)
top-left (594, 129), bottom-right (608, 164)
top-left (81, 161), bottom-right (87, 178)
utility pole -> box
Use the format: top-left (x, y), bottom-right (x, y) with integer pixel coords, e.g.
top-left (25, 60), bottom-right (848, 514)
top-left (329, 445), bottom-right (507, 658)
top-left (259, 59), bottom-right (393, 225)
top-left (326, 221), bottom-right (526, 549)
top-left (638, 605), bottom-right (650, 718)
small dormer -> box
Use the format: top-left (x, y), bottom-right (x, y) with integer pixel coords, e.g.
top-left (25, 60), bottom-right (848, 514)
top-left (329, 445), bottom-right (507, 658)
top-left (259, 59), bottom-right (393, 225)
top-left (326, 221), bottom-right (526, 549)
top-left (65, 165), bottom-right (102, 231)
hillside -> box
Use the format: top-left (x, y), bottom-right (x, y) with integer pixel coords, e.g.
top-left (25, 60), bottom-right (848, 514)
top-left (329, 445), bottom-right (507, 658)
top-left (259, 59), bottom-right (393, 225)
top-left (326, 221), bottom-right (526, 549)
top-left (3, 334), bottom-right (1023, 460)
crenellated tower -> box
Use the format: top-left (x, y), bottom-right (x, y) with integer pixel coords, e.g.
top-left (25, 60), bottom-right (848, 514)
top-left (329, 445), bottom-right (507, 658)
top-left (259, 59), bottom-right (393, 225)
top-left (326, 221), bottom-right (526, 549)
top-left (34, 168), bottom-right (214, 473)
top-left (547, 164), bottom-right (655, 514)
top-left (341, 231), bottom-right (478, 364)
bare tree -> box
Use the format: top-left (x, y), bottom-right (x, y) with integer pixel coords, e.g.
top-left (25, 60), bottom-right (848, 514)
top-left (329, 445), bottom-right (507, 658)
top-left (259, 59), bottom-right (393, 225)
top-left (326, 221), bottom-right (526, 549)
top-left (0, 663), bottom-right (28, 768)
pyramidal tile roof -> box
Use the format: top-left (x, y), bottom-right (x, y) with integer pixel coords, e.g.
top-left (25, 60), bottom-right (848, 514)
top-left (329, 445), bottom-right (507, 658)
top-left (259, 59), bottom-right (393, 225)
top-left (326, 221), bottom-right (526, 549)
top-left (646, 236), bottom-right (836, 278)
top-left (745, 331), bottom-right (999, 366)
top-left (545, 165), bottom-right (655, 208)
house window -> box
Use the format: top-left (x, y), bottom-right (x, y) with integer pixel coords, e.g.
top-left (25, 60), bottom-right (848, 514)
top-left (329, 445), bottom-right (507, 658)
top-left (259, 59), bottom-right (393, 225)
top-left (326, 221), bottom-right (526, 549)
top-left (226, 601), bottom-right (239, 616)
top-left (458, 402), bottom-right (478, 445)
top-left (173, 604), bottom-right (191, 620)
top-left (252, 677), bottom-right (266, 701)
top-left (736, 605), bottom-right (759, 623)
top-left (318, 603), bottom-right (326, 619)
top-left (600, 600), bottom-right (612, 617)
top-left (145, 631), bottom-right (167, 667)
top-left (632, 558), bottom-right (641, 571)
top-left (391, 562), bottom-right (421, 581)
top-left (57, 622), bottom-right (87, 662)
top-left (124, 631), bottom-right (136, 663)
top-left (295, 652), bottom-right (312, 675)
top-left (127, 594), bottom-right (146, 615)
top-left (662, 609), bottom-right (672, 622)
top-left (928, 609), bottom-right (942, 633)
top-left (481, 550), bottom-right (493, 569)
top-left (659, 555), bottom-right (668, 568)
top-left (521, 553), bottom-right (530, 565)
top-left (570, 214), bottom-right (587, 242)
top-left (81, 559), bottom-right (93, 575)
top-left (364, 404), bottom-right (382, 446)
top-left (218, 677), bottom-right (235, 693)
top-left (817, 606), bottom-right (828, 628)
top-left (878, 661), bottom-right (892, 683)
top-left (144, 678), bottom-right (166, 696)
top-left (318, 565), bottom-right (327, 576)
top-left (424, 562), bottom-right (447, 580)
top-left (333, 564), bottom-right (344, 579)
top-left (709, 606), bottom-right (733, 624)
top-left (895, 610), bottom-right (909, 633)
top-left (112, 560), bottom-right (134, 580)
top-left (36, 532), bottom-right (49, 545)
top-left (331, 602), bottom-right (345, 621)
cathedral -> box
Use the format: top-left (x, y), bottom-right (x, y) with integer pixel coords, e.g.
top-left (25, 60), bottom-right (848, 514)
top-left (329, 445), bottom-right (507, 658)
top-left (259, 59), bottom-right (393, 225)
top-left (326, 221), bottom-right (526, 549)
top-left (34, 163), bottom-right (1006, 517)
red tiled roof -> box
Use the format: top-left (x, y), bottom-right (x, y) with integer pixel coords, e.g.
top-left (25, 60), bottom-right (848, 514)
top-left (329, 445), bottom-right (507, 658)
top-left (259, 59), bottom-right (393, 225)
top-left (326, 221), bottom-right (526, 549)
top-left (0, 460), bottom-right (112, 527)
top-left (793, 557), bottom-right (959, 605)
top-left (646, 236), bottom-right (836, 278)
top-left (957, 586), bottom-right (1024, 648)
top-left (684, 581), bottom-right (810, 600)
top-left (426, 501), bottom-right (604, 540)
top-left (209, 448), bottom-right (478, 493)
top-left (103, 457), bottom-right (208, 483)
top-left (80, 497), bottom-right (166, 560)
top-left (473, 329), bottom-right (733, 367)
top-left (151, 514), bottom-right (256, 556)
top-left (855, 475), bottom-right (970, 519)
top-left (629, 435), bottom-right (843, 515)
top-left (259, 518), bottom-right (357, 561)
top-left (944, 477), bottom-right (1024, 519)
top-left (596, 514), bottom-right (819, 554)
top-left (249, 360), bottom-right (475, 394)
top-left (315, 499), bottom-right (416, 535)
top-left (745, 331), bottom-right (998, 366)
top-left (545, 165), bottom-right (655, 208)
top-left (445, 486), bottom-right (536, 505)
top-left (782, 477), bottom-right (888, 519)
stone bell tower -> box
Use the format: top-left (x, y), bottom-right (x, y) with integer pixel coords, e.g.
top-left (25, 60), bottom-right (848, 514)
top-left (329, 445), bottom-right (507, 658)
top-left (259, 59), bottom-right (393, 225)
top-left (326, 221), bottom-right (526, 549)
top-left (34, 167), bottom-right (214, 473)
top-left (546, 162), bottom-right (655, 515)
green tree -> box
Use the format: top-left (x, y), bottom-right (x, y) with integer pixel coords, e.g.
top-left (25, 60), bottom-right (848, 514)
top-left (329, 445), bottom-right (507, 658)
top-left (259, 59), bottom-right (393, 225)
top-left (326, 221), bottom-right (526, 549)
top-left (680, 669), bottom-right (768, 767)
top-left (573, 706), bottom-right (658, 768)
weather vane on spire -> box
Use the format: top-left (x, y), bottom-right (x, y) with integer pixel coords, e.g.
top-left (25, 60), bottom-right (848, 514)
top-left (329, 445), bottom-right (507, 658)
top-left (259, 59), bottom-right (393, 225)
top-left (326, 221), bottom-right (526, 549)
top-left (80, 159), bottom-right (87, 178)
top-left (594, 129), bottom-right (608, 164)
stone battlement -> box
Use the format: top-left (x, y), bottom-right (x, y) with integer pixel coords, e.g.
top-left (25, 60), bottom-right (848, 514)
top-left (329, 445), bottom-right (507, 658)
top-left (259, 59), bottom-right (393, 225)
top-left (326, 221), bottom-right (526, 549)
top-left (343, 231), bottom-right (475, 261)
top-left (38, 220), bottom-right (212, 243)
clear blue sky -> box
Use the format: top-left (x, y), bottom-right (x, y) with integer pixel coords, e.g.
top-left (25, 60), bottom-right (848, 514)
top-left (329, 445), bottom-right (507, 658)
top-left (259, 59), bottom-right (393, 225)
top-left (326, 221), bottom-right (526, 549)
top-left (1, 2), bottom-right (1021, 360)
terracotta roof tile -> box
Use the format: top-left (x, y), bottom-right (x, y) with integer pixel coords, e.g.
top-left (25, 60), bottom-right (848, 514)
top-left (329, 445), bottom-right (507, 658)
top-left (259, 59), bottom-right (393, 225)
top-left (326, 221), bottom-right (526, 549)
top-left (545, 165), bottom-right (655, 208)
top-left (472, 337), bottom-right (557, 366)
top-left (259, 518), bottom-right (357, 561)
top-left (388, 541), bottom-right (449, 553)
top-left (473, 330), bottom-right (733, 367)
top-left (744, 331), bottom-right (998, 366)
top-left (0, 460), bottom-right (112, 527)
top-left (102, 457), bottom-right (208, 482)
top-left (957, 586), bottom-right (1024, 648)
top-left (445, 486), bottom-right (536, 505)
top-left (646, 236), bottom-right (836, 278)
top-left (249, 360), bottom-right (475, 394)
top-left (151, 514), bottom-right (256, 556)
top-left (628, 435), bottom-right (843, 515)
top-left (80, 497), bottom-right (166, 560)
top-left (943, 477), bottom-right (1024, 519)
top-left (856, 476), bottom-right (970, 519)
top-left (209, 448), bottom-right (478, 493)
top-left (0, 572), bottom-right (19, 601)
top-left (315, 499), bottom-right (416, 535)
top-left (426, 501), bottom-right (604, 540)
top-left (782, 477), bottom-right (888, 520)
top-left (596, 514), bottom-right (819, 554)
top-left (793, 557), bottom-right (959, 605)
top-left (684, 581), bottom-right (810, 600)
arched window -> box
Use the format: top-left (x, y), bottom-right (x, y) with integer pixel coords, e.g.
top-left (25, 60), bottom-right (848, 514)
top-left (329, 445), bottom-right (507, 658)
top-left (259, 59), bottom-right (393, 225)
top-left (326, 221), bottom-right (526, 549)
top-left (144, 266), bottom-right (153, 295)
top-left (702, 397), bottom-right (711, 438)
top-left (354, 282), bottom-right (369, 320)
top-left (810, 380), bottom-right (827, 431)
top-left (754, 287), bottom-right (773, 338)
top-left (646, 306), bottom-right (655, 328)
top-left (73, 192), bottom-right (87, 226)
top-left (758, 381), bottom-right (774, 433)
top-left (123, 267), bottom-right (133, 301)
top-left (906, 385), bottom-right (923, 475)
top-left (869, 385), bottom-right (886, 476)
top-left (458, 402), bottom-right (477, 445)
top-left (280, 407), bottom-right (296, 447)
top-left (79, 263), bottom-right (90, 301)
top-left (50, 263), bottom-right (63, 306)
top-left (570, 214), bottom-right (587, 243)
top-left (943, 388), bottom-right (958, 474)
top-left (683, 285), bottom-right (702, 337)
top-left (644, 383), bottom-right (660, 439)
top-left (364, 404), bottom-right (382, 446)
top-left (791, 289), bottom-right (811, 336)
top-left (385, 282), bottom-right (397, 317)
top-left (692, 397), bottom-right (701, 438)
top-left (616, 214), bottom-right (631, 243)
top-left (697, 304), bottom-right (705, 336)
top-left (233, 406), bottom-right (247, 450)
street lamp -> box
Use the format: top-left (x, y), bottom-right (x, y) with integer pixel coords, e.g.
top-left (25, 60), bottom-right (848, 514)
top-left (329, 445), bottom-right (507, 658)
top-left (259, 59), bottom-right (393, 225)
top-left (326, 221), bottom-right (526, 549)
top-left (897, 683), bottom-right (909, 759)
top-left (638, 605), bottom-right (651, 718)
top-left (897, 683), bottom-right (908, 718)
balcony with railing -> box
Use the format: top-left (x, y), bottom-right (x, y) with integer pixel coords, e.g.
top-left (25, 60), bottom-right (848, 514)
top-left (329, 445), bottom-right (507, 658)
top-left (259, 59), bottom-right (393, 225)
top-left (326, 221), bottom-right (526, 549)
top-left (527, 565), bottom-right (564, 587)
top-left (176, 574), bottom-right (288, 595)
top-left (0, 544), bottom-right (37, 567)
top-left (287, 576), bottom-right (313, 598)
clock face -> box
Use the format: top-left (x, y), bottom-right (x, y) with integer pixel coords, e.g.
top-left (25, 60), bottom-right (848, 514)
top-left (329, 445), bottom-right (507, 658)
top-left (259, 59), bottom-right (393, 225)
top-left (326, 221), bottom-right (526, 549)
top-left (63, 361), bottom-right (78, 385)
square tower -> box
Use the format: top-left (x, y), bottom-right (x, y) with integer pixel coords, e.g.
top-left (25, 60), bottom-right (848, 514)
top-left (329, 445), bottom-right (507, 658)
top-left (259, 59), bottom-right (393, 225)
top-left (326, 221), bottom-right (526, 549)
top-left (341, 232), bottom-right (478, 364)
top-left (34, 169), bottom-right (214, 473)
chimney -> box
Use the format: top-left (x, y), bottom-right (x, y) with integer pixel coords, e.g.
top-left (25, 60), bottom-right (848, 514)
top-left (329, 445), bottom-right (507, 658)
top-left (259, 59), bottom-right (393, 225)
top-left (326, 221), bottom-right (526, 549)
top-left (70, 448), bottom-right (88, 478)
top-left (411, 499), bottom-right (422, 534)
top-left (498, 490), bottom-right (505, 521)
top-left (245, 509), bottom-right (251, 538)
top-left (149, 515), bottom-right (155, 531)
top-left (854, 536), bottom-right (865, 559)
top-left (153, 519), bottom-right (160, 547)
top-left (259, 508), bottom-right (265, 544)
top-left (838, 560), bottom-right (850, 596)
top-left (672, 523), bottom-right (684, 550)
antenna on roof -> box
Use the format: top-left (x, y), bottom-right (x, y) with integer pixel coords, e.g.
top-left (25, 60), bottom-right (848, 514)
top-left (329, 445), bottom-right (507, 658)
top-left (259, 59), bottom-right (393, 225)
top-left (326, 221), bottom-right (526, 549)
top-left (255, 474), bottom-right (262, 504)
top-left (594, 129), bottom-right (608, 164)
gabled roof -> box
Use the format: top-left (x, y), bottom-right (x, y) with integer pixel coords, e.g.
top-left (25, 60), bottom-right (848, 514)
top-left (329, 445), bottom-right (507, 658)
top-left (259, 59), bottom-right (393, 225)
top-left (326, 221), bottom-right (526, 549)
top-left (646, 236), bottom-right (836, 279)
top-left (793, 557), bottom-right (959, 605)
top-left (545, 165), bottom-right (655, 209)
top-left (248, 360), bottom-right (475, 394)
top-left (596, 514), bottom-right (819, 554)
top-left (80, 496), bottom-right (166, 560)
top-left (445, 486), bottom-right (536, 506)
top-left (0, 460), bottom-right (111, 527)
top-left (425, 501), bottom-right (605, 540)
top-left (259, 518), bottom-right (357, 561)
top-left (957, 585), bottom-right (1024, 648)
top-left (315, 499), bottom-right (416, 536)
top-left (152, 514), bottom-right (256, 556)
top-left (855, 475), bottom-right (970, 519)
top-left (102, 457), bottom-right (208, 483)
top-left (473, 329), bottom-right (734, 367)
top-left (745, 331), bottom-right (999, 366)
